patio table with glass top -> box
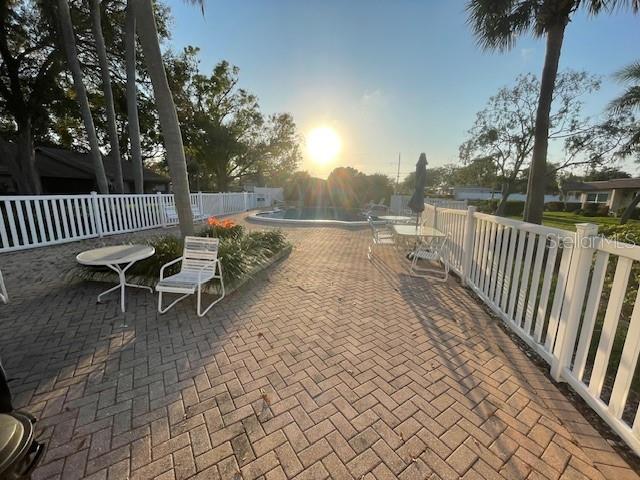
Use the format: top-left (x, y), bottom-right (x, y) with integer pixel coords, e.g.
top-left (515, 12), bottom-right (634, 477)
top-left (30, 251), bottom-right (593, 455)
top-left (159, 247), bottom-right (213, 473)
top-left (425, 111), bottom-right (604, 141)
top-left (377, 215), bottom-right (413, 224)
top-left (76, 244), bottom-right (155, 313)
top-left (392, 224), bottom-right (445, 239)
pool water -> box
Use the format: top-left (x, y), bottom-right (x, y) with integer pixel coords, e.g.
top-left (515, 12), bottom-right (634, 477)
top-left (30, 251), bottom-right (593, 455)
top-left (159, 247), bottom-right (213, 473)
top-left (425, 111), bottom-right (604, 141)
top-left (262, 207), bottom-right (364, 222)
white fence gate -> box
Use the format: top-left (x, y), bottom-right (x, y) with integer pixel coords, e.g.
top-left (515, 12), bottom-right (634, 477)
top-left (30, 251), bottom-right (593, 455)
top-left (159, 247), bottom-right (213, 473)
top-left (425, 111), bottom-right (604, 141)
top-left (423, 203), bottom-right (640, 455)
top-left (0, 192), bottom-right (257, 253)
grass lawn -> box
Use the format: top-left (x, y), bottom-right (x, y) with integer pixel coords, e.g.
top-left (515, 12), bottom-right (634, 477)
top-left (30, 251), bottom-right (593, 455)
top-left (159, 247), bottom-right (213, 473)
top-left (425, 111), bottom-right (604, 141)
top-left (509, 211), bottom-right (637, 231)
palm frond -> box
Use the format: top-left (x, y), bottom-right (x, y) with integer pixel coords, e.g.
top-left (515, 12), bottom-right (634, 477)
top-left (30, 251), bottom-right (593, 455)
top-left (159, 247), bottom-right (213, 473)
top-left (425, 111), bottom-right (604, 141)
top-left (586, 0), bottom-right (640, 14)
top-left (465, 0), bottom-right (537, 51)
top-left (614, 61), bottom-right (640, 84)
top-left (608, 88), bottom-right (640, 113)
top-left (181, 0), bottom-right (205, 15)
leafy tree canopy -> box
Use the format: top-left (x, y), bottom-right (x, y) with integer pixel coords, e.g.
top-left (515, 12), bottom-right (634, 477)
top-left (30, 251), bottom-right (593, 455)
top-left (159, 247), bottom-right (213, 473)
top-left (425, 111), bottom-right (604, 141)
top-left (164, 47), bottom-right (301, 191)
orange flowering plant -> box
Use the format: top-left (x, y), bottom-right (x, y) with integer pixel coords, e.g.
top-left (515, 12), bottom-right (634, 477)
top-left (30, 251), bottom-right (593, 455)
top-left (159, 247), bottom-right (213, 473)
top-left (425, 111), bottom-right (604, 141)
top-left (203, 216), bottom-right (243, 240)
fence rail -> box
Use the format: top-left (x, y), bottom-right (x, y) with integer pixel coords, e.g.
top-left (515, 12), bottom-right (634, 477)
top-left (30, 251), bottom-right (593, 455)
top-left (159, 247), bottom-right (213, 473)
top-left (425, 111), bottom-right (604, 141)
top-left (423, 203), bottom-right (640, 455)
top-left (0, 192), bottom-right (257, 253)
top-left (390, 194), bottom-right (467, 215)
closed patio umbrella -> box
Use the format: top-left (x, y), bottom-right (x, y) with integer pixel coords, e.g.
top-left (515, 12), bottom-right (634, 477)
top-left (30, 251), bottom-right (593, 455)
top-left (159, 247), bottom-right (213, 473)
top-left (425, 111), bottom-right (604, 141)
top-left (407, 153), bottom-right (428, 227)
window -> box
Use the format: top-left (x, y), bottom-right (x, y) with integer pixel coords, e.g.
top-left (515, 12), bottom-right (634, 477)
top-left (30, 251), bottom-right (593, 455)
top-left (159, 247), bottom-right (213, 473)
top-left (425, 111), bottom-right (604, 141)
top-left (586, 192), bottom-right (609, 203)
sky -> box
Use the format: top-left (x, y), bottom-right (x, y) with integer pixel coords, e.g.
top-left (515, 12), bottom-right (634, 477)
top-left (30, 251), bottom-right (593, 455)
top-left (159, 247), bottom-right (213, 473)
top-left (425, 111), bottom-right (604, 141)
top-left (166, 0), bottom-right (640, 180)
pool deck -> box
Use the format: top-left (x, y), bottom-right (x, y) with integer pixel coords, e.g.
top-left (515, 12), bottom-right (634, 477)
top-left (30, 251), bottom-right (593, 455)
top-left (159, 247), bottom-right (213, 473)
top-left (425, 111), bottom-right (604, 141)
top-left (0, 213), bottom-right (638, 480)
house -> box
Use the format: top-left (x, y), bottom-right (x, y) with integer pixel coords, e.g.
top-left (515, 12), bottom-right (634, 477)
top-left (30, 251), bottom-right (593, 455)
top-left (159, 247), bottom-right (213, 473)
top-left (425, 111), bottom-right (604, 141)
top-left (0, 145), bottom-right (170, 194)
top-left (452, 186), bottom-right (499, 200)
top-left (451, 185), bottom-right (564, 203)
top-left (564, 178), bottom-right (640, 212)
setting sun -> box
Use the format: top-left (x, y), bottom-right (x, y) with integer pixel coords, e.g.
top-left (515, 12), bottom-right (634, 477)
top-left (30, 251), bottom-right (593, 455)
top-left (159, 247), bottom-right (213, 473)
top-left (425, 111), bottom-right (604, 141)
top-left (307, 127), bottom-right (341, 164)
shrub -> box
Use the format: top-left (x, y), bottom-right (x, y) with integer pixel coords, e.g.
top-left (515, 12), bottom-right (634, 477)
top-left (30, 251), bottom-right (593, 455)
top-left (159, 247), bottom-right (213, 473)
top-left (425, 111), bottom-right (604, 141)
top-left (596, 205), bottom-right (610, 217)
top-left (600, 224), bottom-right (640, 245)
top-left (502, 201), bottom-right (525, 216)
top-left (469, 200), bottom-right (498, 214)
top-left (563, 202), bottom-right (582, 213)
top-left (86, 226), bottom-right (290, 285)
top-left (546, 201), bottom-right (564, 212)
top-left (201, 217), bottom-right (244, 240)
top-left (617, 206), bottom-right (640, 220)
top-left (128, 235), bottom-right (183, 280)
top-left (580, 203), bottom-right (599, 217)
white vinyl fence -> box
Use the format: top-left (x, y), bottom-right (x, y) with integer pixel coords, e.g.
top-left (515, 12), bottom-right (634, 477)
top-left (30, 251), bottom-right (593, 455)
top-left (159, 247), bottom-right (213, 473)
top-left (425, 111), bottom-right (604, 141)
top-left (0, 192), bottom-right (257, 253)
top-left (390, 194), bottom-right (467, 214)
top-left (423, 203), bottom-right (640, 455)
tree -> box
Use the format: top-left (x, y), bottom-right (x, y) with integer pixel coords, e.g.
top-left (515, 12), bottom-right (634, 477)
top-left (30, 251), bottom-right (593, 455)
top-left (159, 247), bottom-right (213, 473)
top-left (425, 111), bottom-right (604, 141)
top-left (366, 174), bottom-right (395, 205)
top-left (0, 1), bottom-right (63, 193)
top-left (327, 167), bottom-right (366, 209)
top-left (467, 0), bottom-right (639, 224)
top-left (165, 52), bottom-right (301, 191)
top-left (460, 72), bottom-right (603, 216)
top-left (125, 0), bottom-right (144, 193)
top-left (90, 0), bottom-right (124, 193)
top-left (327, 167), bottom-right (394, 208)
top-left (609, 60), bottom-right (640, 150)
top-left (56, 0), bottom-right (109, 193)
top-left (608, 60), bottom-right (640, 223)
top-left (585, 166), bottom-right (631, 181)
top-left (135, 0), bottom-right (195, 236)
top-left (453, 158), bottom-right (498, 191)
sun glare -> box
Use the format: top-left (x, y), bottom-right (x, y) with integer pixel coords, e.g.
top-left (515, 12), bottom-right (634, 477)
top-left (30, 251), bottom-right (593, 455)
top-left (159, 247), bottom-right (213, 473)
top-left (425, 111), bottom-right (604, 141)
top-left (307, 127), bottom-right (341, 164)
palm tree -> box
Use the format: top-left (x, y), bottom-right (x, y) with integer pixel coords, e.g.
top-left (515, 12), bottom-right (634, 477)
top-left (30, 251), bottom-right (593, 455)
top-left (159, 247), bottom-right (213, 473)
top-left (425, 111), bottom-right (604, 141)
top-left (125, 0), bottom-right (144, 194)
top-left (134, 0), bottom-right (197, 236)
top-left (467, 0), bottom-right (639, 224)
top-left (56, 0), bottom-right (109, 194)
top-left (90, 0), bottom-right (124, 193)
top-left (610, 60), bottom-right (640, 223)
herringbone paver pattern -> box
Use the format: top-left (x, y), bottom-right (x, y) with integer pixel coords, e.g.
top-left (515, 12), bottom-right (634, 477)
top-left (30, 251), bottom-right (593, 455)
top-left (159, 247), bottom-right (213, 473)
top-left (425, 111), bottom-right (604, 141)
top-left (0, 215), bottom-right (637, 479)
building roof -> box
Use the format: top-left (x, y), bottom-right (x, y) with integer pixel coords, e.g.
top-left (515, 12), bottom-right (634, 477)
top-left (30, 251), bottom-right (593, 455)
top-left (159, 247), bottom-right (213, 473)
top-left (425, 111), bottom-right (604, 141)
top-left (565, 178), bottom-right (640, 192)
top-left (37, 147), bottom-right (169, 184)
top-left (0, 144), bottom-right (169, 184)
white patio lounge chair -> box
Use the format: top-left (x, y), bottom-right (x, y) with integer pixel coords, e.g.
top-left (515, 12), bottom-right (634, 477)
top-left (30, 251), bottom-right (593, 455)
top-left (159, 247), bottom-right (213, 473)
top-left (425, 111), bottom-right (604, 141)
top-left (409, 236), bottom-right (449, 282)
top-left (368, 216), bottom-right (395, 260)
top-left (0, 268), bottom-right (7, 304)
top-left (156, 236), bottom-right (225, 316)
top-left (163, 205), bottom-right (205, 225)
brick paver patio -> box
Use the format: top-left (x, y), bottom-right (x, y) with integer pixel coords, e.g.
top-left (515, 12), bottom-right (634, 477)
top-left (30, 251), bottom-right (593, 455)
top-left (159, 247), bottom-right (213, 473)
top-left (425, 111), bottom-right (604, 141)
top-left (0, 214), bottom-right (638, 479)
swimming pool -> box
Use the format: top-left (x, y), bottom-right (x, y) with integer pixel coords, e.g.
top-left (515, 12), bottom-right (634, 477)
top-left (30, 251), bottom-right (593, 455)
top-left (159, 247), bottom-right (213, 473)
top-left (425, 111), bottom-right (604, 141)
top-left (250, 207), bottom-right (370, 227)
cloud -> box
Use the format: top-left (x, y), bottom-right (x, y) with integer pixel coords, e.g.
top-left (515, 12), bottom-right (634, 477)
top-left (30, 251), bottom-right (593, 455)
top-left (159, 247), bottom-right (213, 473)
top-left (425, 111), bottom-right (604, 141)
top-left (361, 89), bottom-right (386, 106)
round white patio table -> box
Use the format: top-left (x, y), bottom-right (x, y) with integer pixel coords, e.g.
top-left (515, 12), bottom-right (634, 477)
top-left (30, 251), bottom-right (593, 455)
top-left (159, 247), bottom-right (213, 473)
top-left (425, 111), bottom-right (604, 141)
top-left (76, 245), bottom-right (155, 313)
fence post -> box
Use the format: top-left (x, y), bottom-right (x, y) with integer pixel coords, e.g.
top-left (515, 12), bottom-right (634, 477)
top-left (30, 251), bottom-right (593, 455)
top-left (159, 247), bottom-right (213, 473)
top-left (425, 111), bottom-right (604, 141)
top-left (157, 192), bottom-right (166, 228)
top-left (551, 223), bottom-right (598, 382)
top-left (461, 206), bottom-right (477, 286)
top-left (198, 191), bottom-right (204, 217)
top-left (90, 191), bottom-right (103, 237)
top-left (243, 192), bottom-right (248, 211)
top-left (433, 205), bottom-right (438, 230)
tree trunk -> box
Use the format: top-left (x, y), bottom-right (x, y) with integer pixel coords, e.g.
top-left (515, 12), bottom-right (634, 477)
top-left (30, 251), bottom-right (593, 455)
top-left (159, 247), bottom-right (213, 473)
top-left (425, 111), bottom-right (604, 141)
top-left (620, 194), bottom-right (640, 224)
top-left (135, 0), bottom-right (193, 236)
top-left (56, 0), bottom-right (109, 194)
top-left (496, 183), bottom-right (512, 216)
top-left (90, 0), bottom-right (124, 193)
top-left (523, 21), bottom-right (567, 225)
top-left (0, 132), bottom-right (37, 194)
top-left (16, 122), bottom-right (41, 194)
top-left (126, 0), bottom-right (144, 194)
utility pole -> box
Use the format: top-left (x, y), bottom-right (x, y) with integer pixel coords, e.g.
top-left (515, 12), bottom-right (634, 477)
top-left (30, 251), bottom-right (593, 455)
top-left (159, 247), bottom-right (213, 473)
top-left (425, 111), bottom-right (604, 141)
top-left (395, 153), bottom-right (401, 193)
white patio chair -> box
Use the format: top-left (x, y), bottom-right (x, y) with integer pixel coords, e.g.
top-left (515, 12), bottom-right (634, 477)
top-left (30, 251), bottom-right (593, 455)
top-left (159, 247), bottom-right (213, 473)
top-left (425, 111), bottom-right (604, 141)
top-left (409, 235), bottom-right (449, 282)
top-left (156, 236), bottom-right (225, 316)
top-left (0, 268), bottom-right (8, 304)
top-left (164, 205), bottom-right (205, 225)
top-left (368, 216), bottom-right (395, 260)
